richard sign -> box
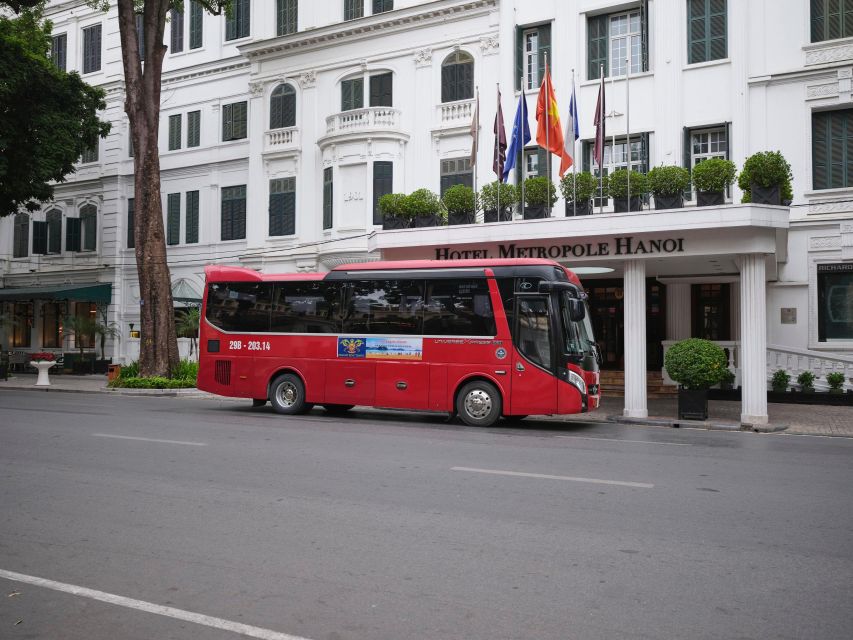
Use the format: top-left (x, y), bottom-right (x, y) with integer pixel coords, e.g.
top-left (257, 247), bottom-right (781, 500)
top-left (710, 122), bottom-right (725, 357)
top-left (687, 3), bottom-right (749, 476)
top-left (435, 236), bottom-right (686, 261)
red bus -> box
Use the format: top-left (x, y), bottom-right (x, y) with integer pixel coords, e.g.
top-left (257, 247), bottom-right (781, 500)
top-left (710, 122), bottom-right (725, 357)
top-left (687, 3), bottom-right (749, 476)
top-left (198, 259), bottom-right (600, 427)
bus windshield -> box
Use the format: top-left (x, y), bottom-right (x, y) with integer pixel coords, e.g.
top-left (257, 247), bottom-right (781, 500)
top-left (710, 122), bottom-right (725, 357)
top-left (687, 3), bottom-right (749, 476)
top-left (560, 292), bottom-right (596, 355)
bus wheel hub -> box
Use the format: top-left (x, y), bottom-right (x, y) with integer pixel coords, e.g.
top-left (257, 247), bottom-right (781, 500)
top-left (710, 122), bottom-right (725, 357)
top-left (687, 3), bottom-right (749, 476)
top-left (465, 390), bottom-right (492, 418)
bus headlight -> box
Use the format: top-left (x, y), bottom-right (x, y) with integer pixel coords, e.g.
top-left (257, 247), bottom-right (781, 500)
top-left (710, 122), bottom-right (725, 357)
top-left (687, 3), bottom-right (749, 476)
top-left (568, 369), bottom-right (587, 396)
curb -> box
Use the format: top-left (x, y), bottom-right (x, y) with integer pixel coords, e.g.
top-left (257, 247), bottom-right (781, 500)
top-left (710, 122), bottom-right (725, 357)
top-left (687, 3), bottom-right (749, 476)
top-left (613, 414), bottom-right (788, 433)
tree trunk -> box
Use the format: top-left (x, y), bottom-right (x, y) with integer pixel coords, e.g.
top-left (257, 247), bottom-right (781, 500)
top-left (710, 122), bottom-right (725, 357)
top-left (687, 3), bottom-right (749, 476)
top-left (117, 0), bottom-right (179, 377)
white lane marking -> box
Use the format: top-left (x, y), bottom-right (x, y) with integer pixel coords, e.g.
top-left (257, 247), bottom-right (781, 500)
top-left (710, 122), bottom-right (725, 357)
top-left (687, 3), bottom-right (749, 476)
top-left (0, 569), bottom-right (312, 640)
top-left (556, 435), bottom-right (691, 446)
top-left (92, 433), bottom-right (207, 447)
top-left (451, 466), bottom-right (654, 489)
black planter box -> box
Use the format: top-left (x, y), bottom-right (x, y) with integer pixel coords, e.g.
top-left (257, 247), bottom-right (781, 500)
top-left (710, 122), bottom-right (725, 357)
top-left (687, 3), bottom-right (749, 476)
top-left (523, 205), bottom-right (549, 220)
top-left (678, 388), bottom-right (709, 420)
top-left (697, 190), bottom-right (725, 206)
top-left (484, 208), bottom-right (513, 223)
top-left (766, 390), bottom-right (853, 406)
top-left (653, 193), bottom-right (684, 210)
top-left (411, 214), bottom-right (441, 228)
top-left (448, 211), bottom-right (475, 225)
top-left (565, 200), bottom-right (592, 216)
top-left (613, 195), bottom-right (643, 212)
top-left (382, 215), bottom-right (407, 230)
top-left (750, 183), bottom-right (781, 206)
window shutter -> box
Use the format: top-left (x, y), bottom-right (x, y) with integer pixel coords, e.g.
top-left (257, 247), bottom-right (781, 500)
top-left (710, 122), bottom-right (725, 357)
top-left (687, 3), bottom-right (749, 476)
top-left (225, 6), bottom-right (236, 40)
top-left (323, 168), bottom-right (333, 229)
top-left (127, 198), bottom-right (135, 249)
top-left (271, 88), bottom-right (284, 128)
top-left (221, 193), bottom-right (232, 241)
top-left (234, 187), bottom-right (246, 239)
top-left (282, 191), bottom-right (295, 235)
top-left (640, 0), bottom-right (649, 71)
top-left (32, 221), bottom-right (48, 255)
top-left (167, 193), bottom-right (180, 245)
top-left (278, 0), bottom-right (298, 36)
top-left (82, 209), bottom-right (97, 251)
top-left (269, 192), bottom-right (285, 236)
top-left (187, 110), bottom-right (200, 147)
top-left (283, 89), bottom-right (296, 127)
top-left (372, 161), bottom-right (393, 224)
top-left (688, 0), bottom-right (706, 64)
top-left (66, 217), bottom-right (81, 252)
top-left (537, 23), bottom-right (552, 83)
top-left (441, 64), bottom-right (454, 103)
top-left (828, 0), bottom-right (842, 40)
top-left (189, 0), bottom-right (203, 49)
top-left (186, 191), bottom-right (199, 243)
top-left (582, 141), bottom-right (591, 173)
top-left (369, 73), bottom-right (392, 107)
top-left (222, 103), bottom-right (233, 141)
top-left (588, 15), bottom-right (608, 80)
top-left (169, 114), bottom-right (182, 150)
top-left (170, 9), bottom-right (184, 53)
top-left (683, 127), bottom-right (693, 200)
top-left (47, 211), bottom-right (62, 254)
top-left (14, 215), bottom-right (30, 258)
top-left (709, 0), bottom-right (727, 61)
top-left (537, 147), bottom-right (549, 178)
top-left (51, 34), bottom-right (67, 71)
top-left (515, 27), bottom-right (523, 90)
top-left (640, 132), bottom-right (650, 173)
top-left (235, 102), bottom-right (247, 139)
top-left (342, 79), bottom-right (354, 111)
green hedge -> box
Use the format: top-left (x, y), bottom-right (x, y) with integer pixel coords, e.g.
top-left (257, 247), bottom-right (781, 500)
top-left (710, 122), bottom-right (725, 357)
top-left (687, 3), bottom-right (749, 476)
top-left (664, 339), bottom-right (728, 390)
top-left (109, 376), bottom-right (196, 389)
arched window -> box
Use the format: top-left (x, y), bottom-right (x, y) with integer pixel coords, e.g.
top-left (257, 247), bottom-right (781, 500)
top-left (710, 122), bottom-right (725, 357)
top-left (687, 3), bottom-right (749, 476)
top-left (46, 209), bottom-right (62, 254)
top-left (441, 51), bottom-right (473, 103)
top-left (13, 213), bottom-right (29, 258)
top-left (80, 204), bottom-right (97, 251)
top-left (270, 83), bottom-right (296, 129)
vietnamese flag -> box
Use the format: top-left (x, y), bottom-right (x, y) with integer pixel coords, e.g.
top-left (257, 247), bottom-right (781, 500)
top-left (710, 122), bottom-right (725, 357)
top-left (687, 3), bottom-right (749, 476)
top-left (535, 63), bottom-right (572, 177)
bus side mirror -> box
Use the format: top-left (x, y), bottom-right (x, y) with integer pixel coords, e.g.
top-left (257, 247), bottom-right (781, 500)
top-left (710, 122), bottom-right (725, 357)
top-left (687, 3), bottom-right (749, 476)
top-left (569, 299), bottom-right (586, 322)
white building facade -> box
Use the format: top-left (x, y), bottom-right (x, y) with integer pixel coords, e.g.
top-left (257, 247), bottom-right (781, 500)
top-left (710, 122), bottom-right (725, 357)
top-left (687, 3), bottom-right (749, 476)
top-left (2, 0), bottom-right (852, 424)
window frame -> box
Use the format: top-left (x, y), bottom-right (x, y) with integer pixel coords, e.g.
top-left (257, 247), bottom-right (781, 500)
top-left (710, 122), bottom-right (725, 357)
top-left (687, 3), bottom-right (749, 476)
top-left (225, 0), bottom-right (251, 41)
top-left (13, 213), bottom-right (29, 259)
top-left (270, 83), bottom-right (297, 129)
top-left (323, 167), bottom-right (334, 230)
top-left (51, 33), bottom-right (67, 71)
top-left (170, 7), bottom-right (185, 53)
top-left (439, 157), bottom-right (473, 196)
top-left (167, 192), bottom-right (181, 246)
top-left (269, 177), bottom-right (296, 237)
top-left (687, 0), bottom-right (727, 64)
top-left (221, 185), bottom-right (247, 241)
top-left (441, 51), bottom-right (474, 104)
top-left (344, 0), bottom-right (364, 21)
top-left (168, 114), bottom-right (182, 151)
top-left (82, 23), bottom-right (102, 74)
top-left (222, 101), bottom-right (248, 141)
top-left (277, 0), bottom-right (298, 35)
top-left (587, 1), bottom-right (649, 80)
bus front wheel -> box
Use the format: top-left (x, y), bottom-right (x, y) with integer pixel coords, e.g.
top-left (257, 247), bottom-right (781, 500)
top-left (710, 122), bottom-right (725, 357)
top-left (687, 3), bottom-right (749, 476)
top-left (456, 380), bottom-right (502, 427)
top-left (270, 374), bottom-right (308, 415)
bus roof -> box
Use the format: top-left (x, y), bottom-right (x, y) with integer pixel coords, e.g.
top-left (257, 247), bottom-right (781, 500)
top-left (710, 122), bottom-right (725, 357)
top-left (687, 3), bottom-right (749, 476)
top-left (206, 259), bottom-right (582, 287)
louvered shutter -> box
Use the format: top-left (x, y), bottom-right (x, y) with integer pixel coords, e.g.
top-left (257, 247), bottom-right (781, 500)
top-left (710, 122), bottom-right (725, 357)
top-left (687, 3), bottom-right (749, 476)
top-left (234, 187), bottom-right (246, 239)
top-left (82, 208), bottom-right (96, 251)
top-left (683, 127), bottom-right (693, 200)
top-left (588, 15), bottom-right (608, 79)
top-left (167, 193), bottom-right (180, 245)
top-left (370, 73), bottom-right (392, 107)
top-left (221, 192), bottom-right (233, 240)
top-left (709, 0), bottom-right (727, 61)
top-left (47, 211), bottom-right (62, 254)
top-left (185, 191), bottom-right (199, 244)
top-left (283, 89), bottom-right (296, 127)
top-left (171, 9), bottom-right (184, 52)
top-left (372, 161), bottom-right (393, 224)
top-left (66, 217), bottom-right (81, 252)
top-left (32, 221), bottom-right (47, 255)
top-left (14, 214), bottom-right (30, 258)
top-left (168, 115), bottom-right (181, 150)
top-left (189, 1), bottom-right (203, 49)
top-left (688, 0), bottom-right (706, 64)
top-left (640, 0), bottom-right (649, 71)
top-left (187, 111), bottom-right (200, 147)
top-left (234, 102), bottom-right (247, 139)
top-left (515, 27), bottom-right (523, 90)
top-left (323, 168), bottom-right (333, 229)
top-left (222, 103), bottom-right (233, 141)
top-left (537, 23), bottom-right (551, 82)
top-left (271, 87), bottom-right (284, 128)
top-left (269, 192), bottom-right (285, 236)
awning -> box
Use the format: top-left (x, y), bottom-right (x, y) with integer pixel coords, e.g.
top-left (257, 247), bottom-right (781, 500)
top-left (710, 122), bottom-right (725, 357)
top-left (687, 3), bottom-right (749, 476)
top-left (172, 279), bottom-right (202, 305)
top-left (0, 282), bottom-right (112, 305)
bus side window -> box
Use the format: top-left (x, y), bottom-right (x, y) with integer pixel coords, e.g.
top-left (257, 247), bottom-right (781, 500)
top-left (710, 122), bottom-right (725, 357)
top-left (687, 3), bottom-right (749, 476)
top-left (205, 282), bottom-right (273, 332)
top-left (341, 280), bottom-right (424, 335)
top-left (423, 279), bottom-right (496, 336)
top-left (270, 282), bottom-right (340, 333)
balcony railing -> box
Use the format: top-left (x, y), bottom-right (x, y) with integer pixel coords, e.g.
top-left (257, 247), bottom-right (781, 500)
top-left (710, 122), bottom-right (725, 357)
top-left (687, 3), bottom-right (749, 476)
top-left (437, 99), bottom-right (475, 128)
top-left (264, 127), bottom-right (300, 153)
top-left (325, 107), bottom-right (401, 136)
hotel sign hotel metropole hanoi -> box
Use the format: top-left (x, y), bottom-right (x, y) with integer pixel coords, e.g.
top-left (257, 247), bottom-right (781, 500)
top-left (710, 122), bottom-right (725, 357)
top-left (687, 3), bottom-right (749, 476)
top-left (434, 237), bottom-right (686, 261)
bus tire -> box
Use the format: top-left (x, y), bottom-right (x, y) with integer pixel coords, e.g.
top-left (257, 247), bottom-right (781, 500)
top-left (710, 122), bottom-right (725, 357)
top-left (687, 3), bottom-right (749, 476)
top-left (456, 380), bottom-right (502, 427)
top-left (269, 374), bottom-right (308, 415)
top-left (323, 404), bottom-right (354, 414)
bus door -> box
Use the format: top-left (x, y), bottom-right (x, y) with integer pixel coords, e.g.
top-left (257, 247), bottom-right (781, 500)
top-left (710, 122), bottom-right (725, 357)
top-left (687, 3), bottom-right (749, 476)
top-left (510, 295), bottom-right (558, 416)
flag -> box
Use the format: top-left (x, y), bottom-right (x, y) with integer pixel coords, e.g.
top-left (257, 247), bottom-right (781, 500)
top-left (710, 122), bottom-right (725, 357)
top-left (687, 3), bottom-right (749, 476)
top-left (502, 92), bottom-right (531, 183)
top-left (561, 77), bottom-right (580, 176)
top-left (493, 88), bottom-right (507, 180)
top-left (593, 72), bottom-right (606, 170)
top-left (536, 63), bottom-right (572, 177)
top-left (470, 90), bottom-right (479, 165)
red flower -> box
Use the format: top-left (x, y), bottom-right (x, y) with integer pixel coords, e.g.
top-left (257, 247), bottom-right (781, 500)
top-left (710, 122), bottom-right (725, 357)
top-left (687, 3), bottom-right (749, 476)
top-left (30, 352), bottom-right (56, 362)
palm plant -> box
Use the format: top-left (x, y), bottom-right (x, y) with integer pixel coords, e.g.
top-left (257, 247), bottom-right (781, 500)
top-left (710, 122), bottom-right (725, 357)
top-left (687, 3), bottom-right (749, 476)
top-left (175, 307), bottom-right (201, 358)
top-left (95, 321), bottom-right (121, 360)
top-left (63, 314), bottom-right (98, 361)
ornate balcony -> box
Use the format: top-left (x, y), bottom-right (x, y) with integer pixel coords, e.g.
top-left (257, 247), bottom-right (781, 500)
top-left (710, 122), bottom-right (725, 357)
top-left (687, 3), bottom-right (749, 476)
top-left (263, 127), bottom-right (300, 156)
top-left (318, 107), bottom-right (406, 148)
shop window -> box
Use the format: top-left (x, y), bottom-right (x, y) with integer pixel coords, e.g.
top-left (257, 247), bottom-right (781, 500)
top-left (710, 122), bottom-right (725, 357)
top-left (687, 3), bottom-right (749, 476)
top-left (42, 302), bottom-right (63, 348)
top-left (74, 302), bottom-right (97, 349)
top-left (818, 263), bottom-right (853, 341)
top-left (12, 303), bottom-right (32, 348)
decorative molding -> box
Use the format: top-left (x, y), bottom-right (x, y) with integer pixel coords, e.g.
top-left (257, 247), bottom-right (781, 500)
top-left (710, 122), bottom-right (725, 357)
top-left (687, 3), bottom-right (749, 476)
top-left (806, 81), bottom-right (839, 99)
top-left (298, 70), bottom-right (316, 88)
top-left (809, 235), bottom-right (842, 251)
top-left (808, 199), bottom-right (853, 215)
top-left (805, 40), bottom-right (853, 66)
top-left (479, 34), bottom-right (499, 56)
top-left (841, 222), bottom-right (853, 233)
top-left (161, 62), bottom-right (250, 88)
top-left (248, 81), bottom-right (264, 97)
top-left (414, 48), bottom-right (433, 68)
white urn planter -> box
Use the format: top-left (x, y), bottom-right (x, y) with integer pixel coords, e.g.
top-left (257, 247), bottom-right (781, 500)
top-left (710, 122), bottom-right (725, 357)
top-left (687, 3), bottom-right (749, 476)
top-left (31, 360), bottom-right (56, 387)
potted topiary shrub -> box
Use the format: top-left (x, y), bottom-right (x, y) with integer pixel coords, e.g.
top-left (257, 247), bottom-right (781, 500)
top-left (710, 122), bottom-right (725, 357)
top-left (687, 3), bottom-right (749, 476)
top-left (442, 184), bottom-right (477, 225)
top-left (379, 193), bottom-right (408, 230)
top-left (648, 165), bottom-right (690, 210)
top-left (771, 369), bottom-right (790, 393)
top-left (664, 338), bottom-right (729, 420)
top-left (560, 171), bottom-right (598, 216)
top-left (826, 371), bottom-right (846, 395)
top-left (797, 370), bottom-right (816, 393)
top-left (607, 169), bottom-right (648, 212)
top-left (403, 188), bottom-right (443, 228)
top-left (737, 151), bottom-right (793, 206)
top-left (481, 181), bottom-right (517, 222)
top-left (692, 157), bottom-right (737, 207)
top-left (523, 176), bottom-right (557, 219)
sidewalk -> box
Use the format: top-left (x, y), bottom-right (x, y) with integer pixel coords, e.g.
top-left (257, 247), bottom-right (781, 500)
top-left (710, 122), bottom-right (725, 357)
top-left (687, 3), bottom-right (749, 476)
top-left (1, 373), bottom-right (851, 437)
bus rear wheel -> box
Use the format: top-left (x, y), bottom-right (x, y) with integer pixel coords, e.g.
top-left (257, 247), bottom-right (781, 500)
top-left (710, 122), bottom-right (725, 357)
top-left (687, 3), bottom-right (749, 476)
top-left (270, 374), bottom-right (308, 415)
top-left (456, 380), bottom-right (502, 427)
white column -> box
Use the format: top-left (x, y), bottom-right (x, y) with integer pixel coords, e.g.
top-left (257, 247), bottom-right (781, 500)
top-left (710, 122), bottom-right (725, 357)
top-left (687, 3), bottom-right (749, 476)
top-left (666, 283), bottom-right (691, 340)
top-left (623, 260), bottom-right (648, 418)
top-left (740, 254), bottom-right (768, 425)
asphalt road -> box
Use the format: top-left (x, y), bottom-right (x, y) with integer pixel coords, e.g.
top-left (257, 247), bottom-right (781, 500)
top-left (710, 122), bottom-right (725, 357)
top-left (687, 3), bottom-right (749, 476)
top-left (1, 390), bottom-right (852, 640)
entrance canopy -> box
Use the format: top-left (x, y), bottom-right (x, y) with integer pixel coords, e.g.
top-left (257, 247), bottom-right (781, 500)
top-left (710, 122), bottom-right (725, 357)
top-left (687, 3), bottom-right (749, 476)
top-left (0, 282), bottom-right (112, 305)
top-left (172, 279), bottom-right (202, 306)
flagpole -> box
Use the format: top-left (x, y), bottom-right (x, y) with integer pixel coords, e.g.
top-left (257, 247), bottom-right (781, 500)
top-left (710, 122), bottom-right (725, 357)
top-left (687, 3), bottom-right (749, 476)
top-left (626, 56), bottom-right (631, 208)
top-left (520, 70), bottom-right (525, 220)
top-left (473, 86), bottom-right (479, 212)
top-left (545, 52), bottom-right (551, 216)
top-left (599, 64), bottom-right (604, 215)
top-left (495, 83), bottom-right (500, 217)
top-left (572, 68), bottom-right (577, 218)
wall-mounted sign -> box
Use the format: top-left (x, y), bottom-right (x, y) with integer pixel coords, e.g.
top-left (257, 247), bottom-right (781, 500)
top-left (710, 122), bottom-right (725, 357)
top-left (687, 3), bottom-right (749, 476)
top-left (434, 236), bottom-right (685, 261)
top-left (781, 308), bottom-right (797, 324)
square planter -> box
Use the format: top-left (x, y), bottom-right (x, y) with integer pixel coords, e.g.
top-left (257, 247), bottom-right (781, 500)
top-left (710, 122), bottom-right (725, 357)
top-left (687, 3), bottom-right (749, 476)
top-left (411, 214), bottom-right (442, 228)
top-left (653, 193), bottom-right (684, 210)
top-left (448, 211), bottom-right (475, 225)
top-left (523, 205), bottom-right (549, 220)
top-left (484, 208), bottom-right (513, 223)
top-left (678, 388), bottom-right (709, 421)
top-left (382, 215), bottom-right (408, 230)
top-left (565, 200), bottom-right (592, 216)
top-left (697, 190), bottom-right (725, 206)
top-left (750, 183), bottom-right (781, 206)
top-left (613, 196), bottom-right (643, 212)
